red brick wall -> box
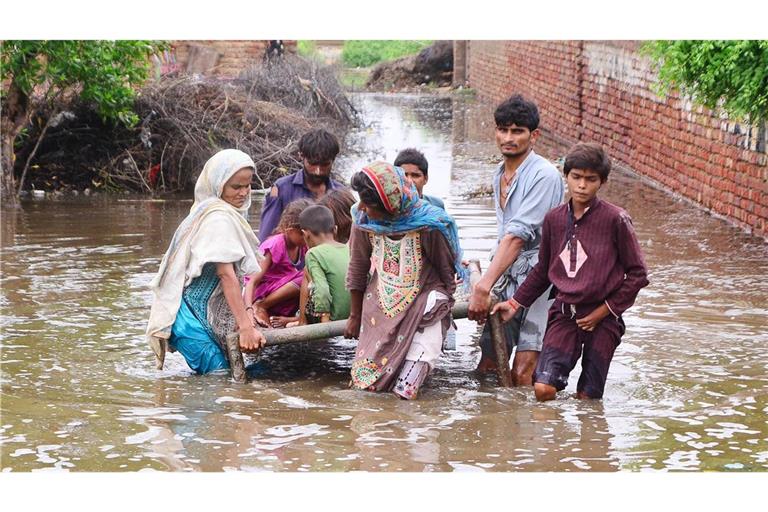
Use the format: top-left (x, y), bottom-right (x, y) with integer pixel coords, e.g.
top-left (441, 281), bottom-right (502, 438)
top-left (467, 41), bottom-right (583, 145)
top-left (171, 40), bottom-right (297, 77)
top-left (467, 40), bottom-right (768, 239)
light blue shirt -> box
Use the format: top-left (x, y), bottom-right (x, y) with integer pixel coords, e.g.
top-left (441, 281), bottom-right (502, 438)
top-left (492, 150), bottom-right (564, 254)
top-left (423, 194), bottom-right (445, 210)
top-left (484, 150), bottom-right (564, 352)
top-left (490, 150), bottom-right (564, 302)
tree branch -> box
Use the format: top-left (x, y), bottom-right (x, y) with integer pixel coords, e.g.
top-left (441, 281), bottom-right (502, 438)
top-left (16, 112), bottom-right (56, 197)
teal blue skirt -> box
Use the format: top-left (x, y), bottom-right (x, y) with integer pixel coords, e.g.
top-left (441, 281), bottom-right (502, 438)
top-left (169, 263), bottom-right (229, 374)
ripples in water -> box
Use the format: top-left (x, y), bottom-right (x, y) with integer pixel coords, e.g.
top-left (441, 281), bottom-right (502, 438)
top-left (2, 92), bottom-right (767, 472)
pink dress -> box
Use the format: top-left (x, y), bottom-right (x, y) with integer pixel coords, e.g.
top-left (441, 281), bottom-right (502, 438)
top-left (251, 234), bottom-right (306, 316)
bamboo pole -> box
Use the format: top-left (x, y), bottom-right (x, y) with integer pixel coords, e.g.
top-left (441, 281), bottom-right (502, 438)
top-left (229, 302), bottom-right (470, 348)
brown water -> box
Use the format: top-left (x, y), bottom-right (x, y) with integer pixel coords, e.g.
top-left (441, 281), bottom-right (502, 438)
top-left (1, 93), bottom-right (766, 472)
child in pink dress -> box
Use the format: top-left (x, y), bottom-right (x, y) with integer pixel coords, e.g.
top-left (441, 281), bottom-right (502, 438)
top-left (245, 198), bottom-right (313, 327)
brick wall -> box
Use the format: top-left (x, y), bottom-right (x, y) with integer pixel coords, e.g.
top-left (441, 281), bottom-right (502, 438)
top-left (466, 40), bottom-right (768, 239)
top-left (171, 40), bottom-right (297, 77)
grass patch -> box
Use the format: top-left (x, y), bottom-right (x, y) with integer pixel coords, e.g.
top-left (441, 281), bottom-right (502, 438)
top-left (297, 40), bottom-right (318, 58)
top-left (339, 67), bottom-right (371, 91)
top-left (341, 40), bottom-right (432, 68)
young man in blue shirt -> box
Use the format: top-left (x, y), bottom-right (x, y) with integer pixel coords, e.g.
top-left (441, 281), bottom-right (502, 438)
top-left (467, 94), bottom-right (564, 386)
top-left (395, 148), bottom-right (446, 210)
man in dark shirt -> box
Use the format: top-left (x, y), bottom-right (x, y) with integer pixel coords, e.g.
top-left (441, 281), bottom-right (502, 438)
top-left (492, 143), bottom-right (649, 401)
top-left (258, 129), bottom-right (345, 240)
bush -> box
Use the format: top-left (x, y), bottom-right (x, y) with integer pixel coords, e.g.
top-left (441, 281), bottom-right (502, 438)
top-left (341, 40), bottom-right (432, 68)
top-left (1, 40), bottom-right (166, 198)
top-left (11, 54), bottom-right (357, 194)
top-left (643, 40), bottom-right (768, 122)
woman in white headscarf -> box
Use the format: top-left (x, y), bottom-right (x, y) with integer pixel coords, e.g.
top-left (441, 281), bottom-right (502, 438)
top-left (146, 149), bottom-right (266, 374)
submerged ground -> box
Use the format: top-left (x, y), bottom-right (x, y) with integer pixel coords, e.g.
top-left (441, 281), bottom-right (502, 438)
top-left (1, 93), bottom-right (766, 472)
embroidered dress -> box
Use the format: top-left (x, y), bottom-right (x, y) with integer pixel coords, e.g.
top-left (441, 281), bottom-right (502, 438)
top-left (347, 162), bottom-right (464, 395)
top-left (347, 227), bottom-right (456, 391)
top-left (371, 231), bottom-right (422, 318)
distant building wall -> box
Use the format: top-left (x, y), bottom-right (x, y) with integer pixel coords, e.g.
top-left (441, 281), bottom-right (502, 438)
top-left (169, 40), bottom-right (297, 77)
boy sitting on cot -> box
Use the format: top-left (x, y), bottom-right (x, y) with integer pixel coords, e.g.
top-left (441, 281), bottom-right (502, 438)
top-left (287, 204), bottom-right (351, 327)
top-left (492, 143), bottom-right (649, 401)
top-left (394, 148), bottom-right (445, 210)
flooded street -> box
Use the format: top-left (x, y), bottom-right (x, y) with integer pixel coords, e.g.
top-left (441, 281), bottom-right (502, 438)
top-left (1, 92), bottom-right (767, 472)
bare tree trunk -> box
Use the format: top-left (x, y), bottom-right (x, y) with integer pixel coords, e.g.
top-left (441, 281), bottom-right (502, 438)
top-left (1, 134), bottom-right (18, 205)
top-left (0, 80), bottom-right (31, 206)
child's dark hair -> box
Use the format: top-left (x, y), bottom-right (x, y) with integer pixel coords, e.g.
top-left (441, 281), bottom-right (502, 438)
top-left (298, 129), bottom-right (340, 162)
top-left (318, 188), bottom-right (356, 243)
top-left (563, 143), bottom-right (612, 183)
top-left (275, 198), bottom-right (315, 234)
top-left (350, 171), bottom-right (387, 214)
top-left (494, 94), bottom-right (540, 131)
top-left (299, 204), bottom-right (335, 235)
top-left (394, 148), bottom-right (429, 177)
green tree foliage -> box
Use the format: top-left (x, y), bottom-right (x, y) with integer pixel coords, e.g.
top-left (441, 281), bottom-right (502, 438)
top-left (342, 40), bottom-right (432, 68)
top-left (643, 40), bottom-right (768, 122)
top-left (0, 40), bottom-right (166, 199)
top-left (1, 40), bottom-right (166, 126)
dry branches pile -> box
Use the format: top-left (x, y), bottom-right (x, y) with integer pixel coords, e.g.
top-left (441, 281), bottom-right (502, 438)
top-left (17, 55), bottom-right (356, 194)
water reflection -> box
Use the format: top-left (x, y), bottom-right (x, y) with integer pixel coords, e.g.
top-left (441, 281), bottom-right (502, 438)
top-left (1, 92), bottom-right (767, 472)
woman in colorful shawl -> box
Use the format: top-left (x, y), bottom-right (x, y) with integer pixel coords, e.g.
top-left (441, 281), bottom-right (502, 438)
top-left (146, 149), bottom-right (266, 375)
top-left (344, 161), bottom-right (467, 399)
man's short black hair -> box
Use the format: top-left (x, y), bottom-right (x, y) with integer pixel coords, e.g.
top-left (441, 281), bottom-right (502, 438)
top-left (494, 94), bottom-right (540, 132)
top-left (298, 129), bottom-right (340, 162)
top-left (563, 143), bottom-right (612, 183)
top-left (299, 204), bottom-right (335, 234)
top-left (394, 148), bottom-right (429, 177)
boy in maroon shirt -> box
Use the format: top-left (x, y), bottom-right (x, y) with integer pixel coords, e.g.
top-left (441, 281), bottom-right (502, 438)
top-left (492, 143), bottom-right (649, 401)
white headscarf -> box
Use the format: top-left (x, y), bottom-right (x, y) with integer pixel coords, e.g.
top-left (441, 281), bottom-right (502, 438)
top-left (146, 149), bottom-right (262, 369)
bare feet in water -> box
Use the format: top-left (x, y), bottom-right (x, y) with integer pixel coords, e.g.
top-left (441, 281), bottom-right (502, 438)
top-left (269, 315), bottom-right (298, 328)
top-left (252, 306), bottom-right (270, 328)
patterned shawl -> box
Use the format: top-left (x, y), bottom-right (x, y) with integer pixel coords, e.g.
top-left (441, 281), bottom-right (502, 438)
top-left (352, 161), bottom-right (467, 280)
top-left (146, 149), bottom-right (262, 369)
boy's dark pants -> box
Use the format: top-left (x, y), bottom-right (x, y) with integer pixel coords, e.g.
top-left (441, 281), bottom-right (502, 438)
top-left (534, 300), bottom-right (625, 398)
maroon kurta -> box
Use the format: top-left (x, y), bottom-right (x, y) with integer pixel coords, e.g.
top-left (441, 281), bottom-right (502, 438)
top-left (346, 225), bottom-right (457, 391)
top-left (513, 198), bottom-right (649, 317)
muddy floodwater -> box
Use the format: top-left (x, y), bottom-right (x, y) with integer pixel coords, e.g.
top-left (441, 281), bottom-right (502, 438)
top-left (2, 93), bottom-right (767, 472)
